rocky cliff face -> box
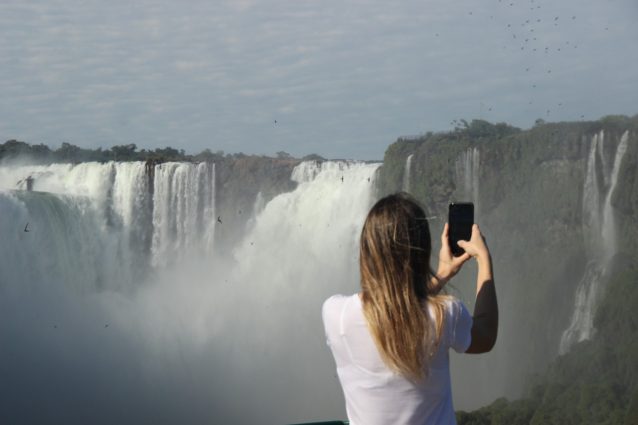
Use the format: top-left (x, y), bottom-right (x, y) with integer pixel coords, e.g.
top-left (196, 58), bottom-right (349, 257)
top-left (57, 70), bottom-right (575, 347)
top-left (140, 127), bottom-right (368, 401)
top-left (213, 155), bottom-right (301, 251)
top-left (376, 115), bottom-right (638, 405)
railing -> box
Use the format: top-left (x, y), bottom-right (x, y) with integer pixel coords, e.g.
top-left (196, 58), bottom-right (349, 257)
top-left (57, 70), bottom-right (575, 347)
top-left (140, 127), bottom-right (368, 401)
top-left (287, 421), bottom-right (349, 425)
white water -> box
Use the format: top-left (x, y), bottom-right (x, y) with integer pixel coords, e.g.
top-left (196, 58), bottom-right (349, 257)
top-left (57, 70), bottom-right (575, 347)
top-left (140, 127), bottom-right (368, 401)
top-left (601, 131), bottom-right (629, 258)
top-left (151, 162), bottom-right (216, 266)
top-left (0, 159), bottom-right (379, 424)
top-left (455, 147), bottom-right (480, 213)
top-left (403, 154), bottom-right (413, 192)
top-left (0, 190), bottom-right (131, 292)
top-left (0, 161), bottom-right (216, 271)
top-left (559, 131), bottom-right (629, 354)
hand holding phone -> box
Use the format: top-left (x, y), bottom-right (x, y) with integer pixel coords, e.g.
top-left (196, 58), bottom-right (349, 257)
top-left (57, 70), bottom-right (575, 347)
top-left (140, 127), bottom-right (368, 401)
top-left (434, 223), bottom-right (471, 289)
top-left (457, 224), bottom-right (490, 260)
top-left (448, 202), bottom-right (474, 257)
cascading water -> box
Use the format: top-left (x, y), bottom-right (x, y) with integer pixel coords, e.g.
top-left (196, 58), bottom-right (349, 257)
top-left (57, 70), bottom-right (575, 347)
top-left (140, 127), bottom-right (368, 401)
top-left (601, 131), bottom-right (629, 258)
top-left (0, 158), bottom-right (379, 424)
top-left (151, 162), bottom-right (216, 266)
top-left (559, 131), bottom-right (629, 354)
top-left (0, 190), bottom-right (131, 292)
top-left (403, 154), bottom-right (413, 192)
top-left (0, 161), bottom-right (216, 273)
top-left (454, 147), bottom-right (480, 212)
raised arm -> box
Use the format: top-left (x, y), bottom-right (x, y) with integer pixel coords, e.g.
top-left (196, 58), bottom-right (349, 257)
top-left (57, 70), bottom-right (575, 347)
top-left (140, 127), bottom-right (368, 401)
top-left (458, 225), bottom-right (498, 354)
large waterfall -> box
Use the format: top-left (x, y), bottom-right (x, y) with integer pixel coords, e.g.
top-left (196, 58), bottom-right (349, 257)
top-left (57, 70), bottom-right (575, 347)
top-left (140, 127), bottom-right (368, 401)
top-left (559, 131), bottom-right (629, 354)
top-left (0, 161), bottom-right (216, 274)
top-left (0, 159), bottom-right (379, 424)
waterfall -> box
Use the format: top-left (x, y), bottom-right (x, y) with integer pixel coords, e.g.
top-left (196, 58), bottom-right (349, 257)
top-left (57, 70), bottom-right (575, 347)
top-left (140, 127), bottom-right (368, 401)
top-left (601, 131), bottom-right (629, 259)
top-left (559, 131), bottom-right (629, 354)
top-left (150, 162), bottom-right (216, 267)
top-left (0, 161), bottom-right (216, 273)
top-left (234, 160), bottom-right (378, 295)
top-left (454, 147), bottom-right (480, 213)
top-left (222, 161), bottom-right (380, 408)
top-left (0, 190), bottom-right (132, 292)
top-left (0, 159), bottom-right (379, 424)
top-left (403, 154), bottom-right (413, 192)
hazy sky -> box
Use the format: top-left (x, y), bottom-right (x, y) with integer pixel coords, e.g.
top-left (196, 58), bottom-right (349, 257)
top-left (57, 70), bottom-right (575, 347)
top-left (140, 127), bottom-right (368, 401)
top-left (1, 0), bottom-right (636, 159)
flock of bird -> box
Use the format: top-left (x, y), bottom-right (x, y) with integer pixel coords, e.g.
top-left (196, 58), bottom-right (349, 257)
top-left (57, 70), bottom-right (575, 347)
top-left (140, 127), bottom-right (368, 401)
top-left (446, 0), bottom-right (599, 125)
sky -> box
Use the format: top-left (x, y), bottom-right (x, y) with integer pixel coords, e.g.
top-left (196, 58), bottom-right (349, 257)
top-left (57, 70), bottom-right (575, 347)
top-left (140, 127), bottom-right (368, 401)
top-left (0, 0), bottom-right (637, 160)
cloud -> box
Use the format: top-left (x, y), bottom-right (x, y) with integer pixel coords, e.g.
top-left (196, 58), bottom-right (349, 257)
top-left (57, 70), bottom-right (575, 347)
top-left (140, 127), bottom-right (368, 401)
top-left (0, 0), bottom-right (637, 158)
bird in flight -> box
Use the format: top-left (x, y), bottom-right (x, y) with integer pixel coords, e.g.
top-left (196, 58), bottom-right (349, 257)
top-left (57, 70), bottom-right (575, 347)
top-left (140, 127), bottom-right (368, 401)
top-left (24, 223), bottom-right (29, 232)
top-left (217, 216), bottom-right (222, 224)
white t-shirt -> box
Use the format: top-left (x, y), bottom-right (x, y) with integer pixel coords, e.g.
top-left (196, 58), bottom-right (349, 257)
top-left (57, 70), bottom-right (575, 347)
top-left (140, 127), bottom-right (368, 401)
top-left (322, 294), bottom-right (472, 425)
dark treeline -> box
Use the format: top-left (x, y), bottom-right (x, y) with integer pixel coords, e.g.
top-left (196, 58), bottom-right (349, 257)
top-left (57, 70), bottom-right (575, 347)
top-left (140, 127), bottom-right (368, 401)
top-left (0, 139), bottom-right (326, 164)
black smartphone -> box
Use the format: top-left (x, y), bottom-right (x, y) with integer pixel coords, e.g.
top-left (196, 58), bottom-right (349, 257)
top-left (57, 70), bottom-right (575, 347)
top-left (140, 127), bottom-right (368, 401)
top-left (448, 202), bottom-right (474, 256)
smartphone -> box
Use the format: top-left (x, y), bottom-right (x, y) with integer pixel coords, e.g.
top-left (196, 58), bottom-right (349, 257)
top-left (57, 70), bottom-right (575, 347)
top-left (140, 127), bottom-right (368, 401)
top-left (448, 202), bottom-right (474, 256)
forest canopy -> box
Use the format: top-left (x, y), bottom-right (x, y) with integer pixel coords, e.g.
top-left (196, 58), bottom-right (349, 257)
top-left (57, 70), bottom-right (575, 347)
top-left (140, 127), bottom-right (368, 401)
top-left (0, 139), bottom-right (330, 164)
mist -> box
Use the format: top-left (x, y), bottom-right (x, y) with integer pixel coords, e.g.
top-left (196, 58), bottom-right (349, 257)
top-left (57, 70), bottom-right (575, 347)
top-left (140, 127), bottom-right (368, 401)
top-left (0, 160), bottom-right (378, 424)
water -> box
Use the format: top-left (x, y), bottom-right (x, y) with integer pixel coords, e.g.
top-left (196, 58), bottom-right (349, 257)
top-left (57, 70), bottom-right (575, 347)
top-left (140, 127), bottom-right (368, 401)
top-left (0, 159), bottom-right (379, 424)
top-left (455, 147), bottom-right (480, 213)
top-left (151, 162), bottom-right (216, 267)
top-left (559, 131), bottom-right (629, 354)
top-left (0, 161), bottom-right (217, 270)
top-left (403, 154), bottom-right (413, 192)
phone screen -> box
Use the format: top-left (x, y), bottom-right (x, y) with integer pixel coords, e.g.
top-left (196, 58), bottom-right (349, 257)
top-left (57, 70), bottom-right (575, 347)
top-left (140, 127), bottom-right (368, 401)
top-left (448, 203), bottom-right (474, 256)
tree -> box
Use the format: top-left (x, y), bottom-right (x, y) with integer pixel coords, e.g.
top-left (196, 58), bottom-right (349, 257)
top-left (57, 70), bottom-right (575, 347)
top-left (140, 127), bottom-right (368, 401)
top-left (276, 151), bottom-right (292, 159)
top-left (302, 153), bottom-right (325, 161)
top-left (56, 142), bottom-right (82, 161)
top-left (111, 144), bottom-right (138, 160)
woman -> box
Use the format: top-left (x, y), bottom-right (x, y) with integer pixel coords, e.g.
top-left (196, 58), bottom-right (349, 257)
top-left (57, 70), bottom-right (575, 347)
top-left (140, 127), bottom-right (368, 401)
top-left (322, 193), bottom-right (498, 425)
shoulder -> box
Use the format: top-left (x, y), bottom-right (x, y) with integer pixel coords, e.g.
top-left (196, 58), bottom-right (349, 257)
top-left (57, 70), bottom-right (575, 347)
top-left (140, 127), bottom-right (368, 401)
top-left (442, 297), bottom-right (472, 327)
top-left (442, 297), bottom-right (469, 316)
top-left (322, 294), bottom-right (359, 329)
top-left (322, 294), bottom-right (353, 319)
top-left (323, 293), bottom-right (350, 306)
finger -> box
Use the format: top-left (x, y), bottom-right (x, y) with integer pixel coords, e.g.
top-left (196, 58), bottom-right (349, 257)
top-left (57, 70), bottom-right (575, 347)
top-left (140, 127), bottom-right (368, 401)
top-left (471, 224), bottom-right (482, 241)
top-left (453, 252), bottom-right (471, 266)
top-left (457, 240), bottom-right (470, 254)
top-left (441, 223), bottom-right (449, 244)
top-left (441, 226), bottom-right (452, 250)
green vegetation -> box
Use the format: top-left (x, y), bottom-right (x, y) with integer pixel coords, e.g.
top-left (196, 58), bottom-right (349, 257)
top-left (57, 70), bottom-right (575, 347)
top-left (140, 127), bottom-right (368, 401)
top-left (0, 140), bottom-right (328, 164)
top-left (457, 267), bottom-right (638, 425)
top-left (0, 139), bottom-right (226, 163)
top-left (377, 119), bottom-right (522, 214)
top-left (376, 114), bottom-right (638, 425)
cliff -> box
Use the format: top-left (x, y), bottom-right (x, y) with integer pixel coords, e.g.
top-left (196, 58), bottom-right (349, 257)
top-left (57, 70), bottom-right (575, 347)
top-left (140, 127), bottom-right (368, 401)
top-left (213, 155), bottom-right (301, 249)
top-left (376, 114), bottom-right (638, 415)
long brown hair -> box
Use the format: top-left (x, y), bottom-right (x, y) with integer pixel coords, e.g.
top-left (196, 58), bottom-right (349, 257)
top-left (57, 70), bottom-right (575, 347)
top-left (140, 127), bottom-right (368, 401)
top-left (359, 193), bottom-right (448, 381)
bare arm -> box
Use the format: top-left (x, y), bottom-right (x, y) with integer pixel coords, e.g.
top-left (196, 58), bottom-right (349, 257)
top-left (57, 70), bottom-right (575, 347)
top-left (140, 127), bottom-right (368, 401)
top-left (458, 225), bottom-right (498, 354)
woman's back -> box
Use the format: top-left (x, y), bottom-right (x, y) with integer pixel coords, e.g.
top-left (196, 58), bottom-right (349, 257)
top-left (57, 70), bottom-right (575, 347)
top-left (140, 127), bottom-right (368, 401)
top-left (321, 193), bottom-right (497, 424)
top-left (322, 293), bottom-right (472, 425)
